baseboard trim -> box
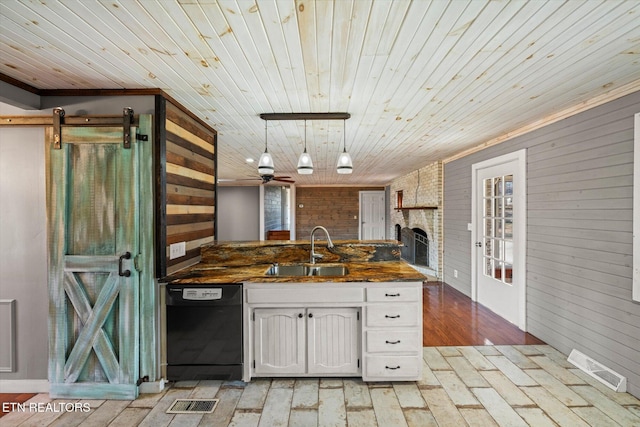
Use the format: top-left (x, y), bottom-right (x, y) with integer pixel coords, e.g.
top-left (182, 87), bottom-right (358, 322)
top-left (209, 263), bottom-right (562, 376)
top-left (0, 379), bottom-right (49, 393)
top-left (139, 379), bottom-right (165, 394)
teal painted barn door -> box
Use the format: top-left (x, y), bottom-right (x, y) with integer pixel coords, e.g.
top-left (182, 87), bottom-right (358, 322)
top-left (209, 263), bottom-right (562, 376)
top-left (47, 114), bottom-right (153, 400)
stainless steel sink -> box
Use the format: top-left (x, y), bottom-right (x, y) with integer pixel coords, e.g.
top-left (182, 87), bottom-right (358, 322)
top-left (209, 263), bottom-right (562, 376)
top-left (265, 263), bottom-right (349, 277)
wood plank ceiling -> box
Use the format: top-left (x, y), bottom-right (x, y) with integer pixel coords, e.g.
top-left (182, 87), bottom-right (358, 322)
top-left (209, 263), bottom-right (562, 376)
top-left (1, 0), bottom-right (639, 186)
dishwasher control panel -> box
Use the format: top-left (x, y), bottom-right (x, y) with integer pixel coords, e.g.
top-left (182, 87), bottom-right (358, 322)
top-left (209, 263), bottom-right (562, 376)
top-left (182, 288), bottom-right (222, 300)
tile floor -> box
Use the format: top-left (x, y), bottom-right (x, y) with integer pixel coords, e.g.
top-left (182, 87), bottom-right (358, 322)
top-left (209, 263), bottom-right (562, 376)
top-left (1, 345), bottom-right (639, 426)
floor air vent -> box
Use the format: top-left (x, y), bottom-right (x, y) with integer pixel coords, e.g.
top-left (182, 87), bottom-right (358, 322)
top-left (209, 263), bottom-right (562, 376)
top-left (568, 349), bottom-right (627, 392)
top-left (166, 399), bottom-right (219, 414)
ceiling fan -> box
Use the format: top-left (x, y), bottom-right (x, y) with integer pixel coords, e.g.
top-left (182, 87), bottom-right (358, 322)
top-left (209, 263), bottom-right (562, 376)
top-left (218, 174), bottom-right (295, 184)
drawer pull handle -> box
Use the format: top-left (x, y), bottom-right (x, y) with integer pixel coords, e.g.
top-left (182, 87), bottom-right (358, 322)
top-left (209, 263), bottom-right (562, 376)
top-left (385, 365), bottom-right (401, 370)
top-left (385, 340), bottom-right (401, 344)
top-left (385, 314), bottom-right (400, 319)
top-left (385, 293), bottom-right (400, 297)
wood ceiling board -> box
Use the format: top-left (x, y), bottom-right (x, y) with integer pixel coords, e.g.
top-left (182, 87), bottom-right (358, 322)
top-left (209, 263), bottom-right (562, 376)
top-left (1, 0), bottom-right (639, 185)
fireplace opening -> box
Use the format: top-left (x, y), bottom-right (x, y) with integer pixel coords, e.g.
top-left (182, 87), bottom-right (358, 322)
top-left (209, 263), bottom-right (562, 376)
top-left (399, 226), bottom-right (429, 267)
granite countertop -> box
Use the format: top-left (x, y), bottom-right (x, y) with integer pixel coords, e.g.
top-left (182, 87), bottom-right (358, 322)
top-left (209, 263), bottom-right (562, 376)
top-left (162, 260), bottom-right (425, 284)
top-left (161, 240), bottom-right (426, 284)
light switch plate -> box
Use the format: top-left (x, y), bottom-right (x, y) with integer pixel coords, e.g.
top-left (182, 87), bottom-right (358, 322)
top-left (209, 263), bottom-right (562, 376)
top-left (169, 242), bottom-right (186, 260)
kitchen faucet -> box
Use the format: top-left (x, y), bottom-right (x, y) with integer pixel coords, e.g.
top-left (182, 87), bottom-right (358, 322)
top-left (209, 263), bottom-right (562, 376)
top-left (310, 226), bottom-right (334, 264)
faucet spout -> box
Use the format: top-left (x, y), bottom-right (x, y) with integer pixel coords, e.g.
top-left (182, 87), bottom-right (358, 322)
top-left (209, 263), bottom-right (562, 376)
top-left (310, 226), bottom-right (334, 264)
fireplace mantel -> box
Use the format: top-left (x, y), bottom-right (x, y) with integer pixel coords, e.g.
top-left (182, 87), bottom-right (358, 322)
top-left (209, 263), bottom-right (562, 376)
top-left (395, 206), bottom-right (438, 211)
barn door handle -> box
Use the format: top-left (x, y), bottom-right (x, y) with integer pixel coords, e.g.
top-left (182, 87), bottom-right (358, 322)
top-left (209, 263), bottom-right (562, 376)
top-left (119, 252), bottom-right (132, 277)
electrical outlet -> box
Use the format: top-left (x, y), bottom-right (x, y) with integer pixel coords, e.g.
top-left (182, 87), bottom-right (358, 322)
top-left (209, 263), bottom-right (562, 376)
top-left (454, 269), bottom-right (458, 278)
top-left (169, 242), bottom-right (186, 260)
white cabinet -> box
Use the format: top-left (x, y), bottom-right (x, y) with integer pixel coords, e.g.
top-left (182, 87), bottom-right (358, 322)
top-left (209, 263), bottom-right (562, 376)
top-left (253, 308), bottom-right (305, 375)
top-left (363, 286), bottom-right (423, 381)
top-left (244, 282), bottom-right (422, 382)
top-left (307, 308), bottom-right (359, 375)
top-left (253, 307), bottom-right (360, 376)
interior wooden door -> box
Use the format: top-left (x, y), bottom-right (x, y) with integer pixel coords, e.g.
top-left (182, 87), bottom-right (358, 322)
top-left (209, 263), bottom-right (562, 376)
top-left (47, 117), bottom-right (150, 399)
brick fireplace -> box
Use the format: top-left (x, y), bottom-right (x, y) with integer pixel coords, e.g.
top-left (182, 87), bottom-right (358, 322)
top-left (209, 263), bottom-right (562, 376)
top-left (389, 162), bottom-right (443, 278)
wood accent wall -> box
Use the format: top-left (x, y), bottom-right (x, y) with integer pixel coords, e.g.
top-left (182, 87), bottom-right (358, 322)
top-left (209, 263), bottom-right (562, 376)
top-left (157, 98), bottom-right (217, 276)
top-left (296, 187), bottom-right (383, 240)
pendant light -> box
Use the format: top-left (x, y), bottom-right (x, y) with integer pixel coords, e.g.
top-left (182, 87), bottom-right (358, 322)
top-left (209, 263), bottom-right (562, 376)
top-left (297, 120), bottom-right (313, 174)
top-left (258, 120), bottom-right (275, 176)
top-left (337, 118), bottom-right (353, 174)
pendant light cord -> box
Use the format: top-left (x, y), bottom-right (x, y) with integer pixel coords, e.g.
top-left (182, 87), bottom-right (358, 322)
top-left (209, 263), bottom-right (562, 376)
top-left (264, 120), bottom-right (268, 152)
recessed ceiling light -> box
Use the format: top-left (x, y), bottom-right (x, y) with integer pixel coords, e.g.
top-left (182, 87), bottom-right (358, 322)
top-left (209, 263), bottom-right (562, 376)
top-left (246, 158), bottom-right (254, 163)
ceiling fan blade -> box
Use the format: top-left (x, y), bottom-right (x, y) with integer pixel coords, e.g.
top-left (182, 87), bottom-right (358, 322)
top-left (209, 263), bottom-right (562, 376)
top-left (218, 178), bottom-right (262, 182)
top-left (274, 177), bottom-right (296, 183)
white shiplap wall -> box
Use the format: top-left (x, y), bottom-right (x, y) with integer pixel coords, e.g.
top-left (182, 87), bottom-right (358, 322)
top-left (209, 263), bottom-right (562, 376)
top-left (443, 90), bottom-right (640, 398)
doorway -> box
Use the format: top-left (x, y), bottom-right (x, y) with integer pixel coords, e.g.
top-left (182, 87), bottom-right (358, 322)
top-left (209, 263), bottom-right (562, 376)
top-left (359, 191), bottom-right (385, 240)
top-left (471, 149), bottom-right (527, 330)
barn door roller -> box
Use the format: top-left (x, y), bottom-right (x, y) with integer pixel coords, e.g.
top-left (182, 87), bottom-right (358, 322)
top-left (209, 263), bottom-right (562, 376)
top-left (52, 107), bottom-right (65, 149)
top-left (52, 107), bottom-right (136, 149)
top-left (123, 107), bottom-right (133, 149)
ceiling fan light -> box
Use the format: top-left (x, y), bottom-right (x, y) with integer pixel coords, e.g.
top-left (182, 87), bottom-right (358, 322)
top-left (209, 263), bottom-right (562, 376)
top-left (258, 150), bottom-right (274, 175)
top-left (337, 150), bottom-right (353, 174)
top-left (297, 149), bottom-right (313, 174)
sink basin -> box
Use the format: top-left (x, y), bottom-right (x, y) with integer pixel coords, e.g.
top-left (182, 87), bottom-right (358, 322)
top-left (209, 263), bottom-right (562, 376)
top-left (265, 264), bottom-right (349, 277)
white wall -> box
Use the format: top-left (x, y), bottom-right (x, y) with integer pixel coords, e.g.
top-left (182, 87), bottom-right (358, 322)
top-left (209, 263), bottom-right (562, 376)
top-left (0, 125), bottom-right (48, 380)
top-left (217, 186), bottom-right (260, 241)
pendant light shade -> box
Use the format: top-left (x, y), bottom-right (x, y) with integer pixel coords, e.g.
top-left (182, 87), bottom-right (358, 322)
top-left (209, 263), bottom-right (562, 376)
top-left (337, 119), bottom-right (353, 174)
top-left (258, 121), bottom-right (275, 175)
top-left (297, 120), bottom-right (313, 174)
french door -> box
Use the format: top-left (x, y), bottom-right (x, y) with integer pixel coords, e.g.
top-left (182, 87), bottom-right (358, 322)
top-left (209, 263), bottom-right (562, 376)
top-left (47, 115), bottom-right (152, 399)
top-left (472, 150), bottom-right (527, 330)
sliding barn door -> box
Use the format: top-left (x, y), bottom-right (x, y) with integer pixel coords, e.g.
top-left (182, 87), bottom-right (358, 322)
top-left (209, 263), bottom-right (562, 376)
top-left (47, 115), bottom-right (152, 399)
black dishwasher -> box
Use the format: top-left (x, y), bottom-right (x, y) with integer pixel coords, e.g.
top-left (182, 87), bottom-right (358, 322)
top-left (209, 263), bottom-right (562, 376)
top-left (165, 284), bottom-right (243, 381)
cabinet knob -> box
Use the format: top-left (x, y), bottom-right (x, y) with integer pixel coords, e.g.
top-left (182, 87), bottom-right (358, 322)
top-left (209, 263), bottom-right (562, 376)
top-left (298, 313), bottom-right (303, 318)
top-left (308, 313), bottom-right (313, 318)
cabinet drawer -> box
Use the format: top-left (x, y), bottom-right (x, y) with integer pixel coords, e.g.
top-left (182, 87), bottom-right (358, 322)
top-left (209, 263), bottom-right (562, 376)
top-left (247, 287), bottom-right (363, 303)
top-left (366, 330), bottom-right (421, 353)
top-left (364, 356), bottom-right (422, 379)
top-left (367, 287), bottom-right (420, 302)
top-left (366, 304), bottom-right (419, 327)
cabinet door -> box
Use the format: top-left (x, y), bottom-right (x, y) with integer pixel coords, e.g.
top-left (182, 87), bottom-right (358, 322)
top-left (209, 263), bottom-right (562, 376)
top-left (253, 308), bottom-right (305, 374)
top-left (307, 308), bottom-right (360, 375)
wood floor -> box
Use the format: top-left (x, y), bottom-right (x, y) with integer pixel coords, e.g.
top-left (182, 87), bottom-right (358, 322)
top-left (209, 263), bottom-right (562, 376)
top-left (422, 282), bottom-right (545, 346)
top-left (2, 282), bottom-right (545, 421)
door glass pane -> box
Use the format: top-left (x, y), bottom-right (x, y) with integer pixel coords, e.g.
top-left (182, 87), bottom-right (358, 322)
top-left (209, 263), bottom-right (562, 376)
top-left (494, 197), bottom-right (503, 217)
top-left (485, 258), bottom-right (493, 276)
top-left (494, 177), bottom-right (503, 196)
top-left (504, 263), bottom-right (513, 284)
top-left (505, 175), bottom-right (513, 195)
top-left (481, 174), bottom-right (515, 285)
top-left (505, 219), bottom-right (513, 239)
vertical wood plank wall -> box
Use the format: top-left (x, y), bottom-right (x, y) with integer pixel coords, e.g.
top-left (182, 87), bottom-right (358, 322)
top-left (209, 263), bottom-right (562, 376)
top-left (443, 91), bottom-right (640, 398)
top-left (160, 99), bottom-right (217, 276)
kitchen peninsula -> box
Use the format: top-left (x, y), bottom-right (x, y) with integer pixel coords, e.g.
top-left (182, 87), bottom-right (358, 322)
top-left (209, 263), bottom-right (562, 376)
top-left (162, 240), bottom-right (425, 382)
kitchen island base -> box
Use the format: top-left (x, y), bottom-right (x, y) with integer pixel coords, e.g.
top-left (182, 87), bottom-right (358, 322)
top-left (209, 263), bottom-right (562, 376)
top-left (243, 281), bottom-right (423, 382)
